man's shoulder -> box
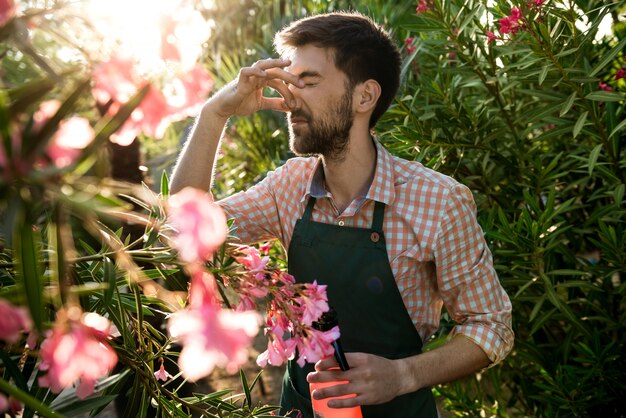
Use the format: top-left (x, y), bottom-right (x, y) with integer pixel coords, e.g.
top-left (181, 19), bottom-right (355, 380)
top-left (390, 154), bottom-right (460, 191)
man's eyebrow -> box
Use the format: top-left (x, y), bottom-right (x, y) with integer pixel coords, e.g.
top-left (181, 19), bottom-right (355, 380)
top-left (297, 70), bottom-right (322, 79)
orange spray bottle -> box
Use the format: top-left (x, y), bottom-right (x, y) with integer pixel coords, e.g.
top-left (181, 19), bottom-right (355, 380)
top-left (310, 309), bottom-right (363, 418)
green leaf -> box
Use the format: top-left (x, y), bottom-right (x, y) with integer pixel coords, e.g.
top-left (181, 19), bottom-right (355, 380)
top-left (160, 170), bottom-right (170, 197)
top-left (0, 378), bottom-right (65, 418)
top-left (0, 351), bottom-right (29, 392)
top-left (14, 209), bottom-right (44, 332)
top-left (588, 143), bottom-right (603, 176)
top-left (54, 395), bottom-right (117, 416)
top-left (584, 91), bottom-right (626, 102)
top-left (8, 76), bottom-right (56, 116)
top-left (613, 184), bottom-right (624, 206)
top-left (589, 36), bottom-right (626, 77)
top-left (240, 369), bottom-right (252, 407)
top-left (559, 92), bottom-right (577, 117)
top-left (609, 117), bottom-right (626, 138)
top-left (103, 257), bottom-right (116, 307)
top-left (539, 65), bottom-right (550, 85)
top-left (573, 111), bottom-right (588, 139)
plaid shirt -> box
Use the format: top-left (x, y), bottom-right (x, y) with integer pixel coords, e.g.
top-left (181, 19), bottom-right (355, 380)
top-left (218, 140), bottom-right (513, 365)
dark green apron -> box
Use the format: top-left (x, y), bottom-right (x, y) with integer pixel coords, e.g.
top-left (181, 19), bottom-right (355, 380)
top-left (280, 197), bottom-right (437, 418)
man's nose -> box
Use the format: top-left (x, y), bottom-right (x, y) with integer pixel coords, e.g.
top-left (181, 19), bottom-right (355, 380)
top-left (286, 82), bottom-right (302, 110)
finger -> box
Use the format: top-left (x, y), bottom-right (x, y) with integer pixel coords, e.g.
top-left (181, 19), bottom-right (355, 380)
top-left (315, 356), bottom-right (340, 372)
top-left (327, 395), bottom-right (363, 409)
top-left (311, 381), bottom-right (353, 400)
top-left (266, 79), bottom-right (296, 107)
top-left (259, 97), bottom-right (290, 113)
top-left (239, 66), bottom-right (267, 79)
top-left (252, 58), bottom-right (292, 71)
top-left (265, 67), bottom-right (305, 87)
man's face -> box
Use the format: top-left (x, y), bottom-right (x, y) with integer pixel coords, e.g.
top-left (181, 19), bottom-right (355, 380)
top-left (285, 45), bottom-right (355, 161)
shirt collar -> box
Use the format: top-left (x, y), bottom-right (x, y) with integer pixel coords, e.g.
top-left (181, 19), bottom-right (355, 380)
top-left (302, 139), bottom-right (396, 206)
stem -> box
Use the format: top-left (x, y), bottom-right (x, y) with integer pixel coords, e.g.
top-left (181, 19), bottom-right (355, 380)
top-left (0, 378), bottom-right (65, 418)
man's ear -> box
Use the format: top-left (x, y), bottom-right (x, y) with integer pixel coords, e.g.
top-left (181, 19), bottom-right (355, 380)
top-left (354, 80), bottom-right (381, 113)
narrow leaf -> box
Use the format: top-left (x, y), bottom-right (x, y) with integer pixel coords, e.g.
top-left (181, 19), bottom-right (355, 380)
top-left (539, 65), bottom-right (550, 85)
top-left (559, 92), bottom-right (577, 117)
top-left (588, 143), bottom-right (603, 176)
top-left (589, 36), bottom-right (626, 77)
top-left (14, 210), bottom-right (44, 332)
top-left (609, 118), bottom-right (626, 138)
top-left (160, 170), bottom-right (170, 197)
top-left (573, 111), bottom-right (588, 139)
top-left (584, 91), bottom-right (626, 102)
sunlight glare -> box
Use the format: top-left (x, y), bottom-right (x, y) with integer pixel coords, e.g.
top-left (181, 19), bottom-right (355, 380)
top-left (83, 0), bottom-right (211, 73)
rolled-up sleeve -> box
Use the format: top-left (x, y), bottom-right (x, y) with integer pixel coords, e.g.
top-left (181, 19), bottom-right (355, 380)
top-left (433, 184), bottom-right (514, 365)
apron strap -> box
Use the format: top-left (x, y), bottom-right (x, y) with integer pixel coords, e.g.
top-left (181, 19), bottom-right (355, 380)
top-left (302, 196), bottom-right (316, 221)
top-left (372, 201), bottom-right (385, 231)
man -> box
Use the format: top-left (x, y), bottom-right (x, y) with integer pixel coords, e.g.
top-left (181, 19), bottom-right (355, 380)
top-left (170, 12), bottom-right (513, 418)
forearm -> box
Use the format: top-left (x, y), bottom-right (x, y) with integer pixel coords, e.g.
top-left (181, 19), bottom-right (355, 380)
top-left (169, 101), bottom-right (229, 194)
top-left (397, 335), bottom-right (490, 395)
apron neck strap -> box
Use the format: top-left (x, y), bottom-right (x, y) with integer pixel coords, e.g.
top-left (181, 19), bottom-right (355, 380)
top-left (303, 196), bottom-right (317, 221)
top-left (372, 201), bottom-right (385, 231)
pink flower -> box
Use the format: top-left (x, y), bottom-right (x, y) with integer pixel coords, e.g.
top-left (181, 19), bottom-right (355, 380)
top-left (154, 363), bottom-right (173, 382)
top-left (404, 37), bottom-right (416, 55)
top-left (615, 68), bottom-right (625, 81)
top-left (295, 326), bottom-right (340, 367)
top-left (167, 272), bottom-right (260, 380)
top-left (0, 0), bottom-right (16, 27)
top-left (416, 0), bottom-right (431, 14)
top-left (234, 245), bottom-right (270, 276)
top-left (257, 329), bottom-right (297, 367)
top-left (167, 187), bottom-right (227, 264)
top-left (296, 281), bottom-right (329, 326)
top-left (47, 117), bottom-right (95, 168)
top-left (487, 31), bottom-right (498, 44)
top-left (92, 55), bottom-right (213, 146)
top-left (0, 299), bottom-right (32, 343)
top-left (599, 81), bottom-right (613, 91)
top-left (38, 312), bottom-right (117, 399)
top-left (0, 394), bottom-right (7, 413)
top-left (500, 7), bottom-right (523, 35)
top-left (529, 0), bottom-right (545, 8)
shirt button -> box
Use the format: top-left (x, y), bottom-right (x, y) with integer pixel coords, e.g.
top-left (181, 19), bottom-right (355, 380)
top-left (370, 232), bottom-right (380, 242)
top-left (338, 220), bottom-right (345, 226)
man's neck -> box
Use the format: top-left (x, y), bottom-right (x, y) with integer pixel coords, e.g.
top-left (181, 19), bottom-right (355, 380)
top-left (321, 129), bottom-right (376, 214)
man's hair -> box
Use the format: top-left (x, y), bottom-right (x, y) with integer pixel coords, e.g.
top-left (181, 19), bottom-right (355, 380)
top-left (274, 12), bottom-right (401, 128)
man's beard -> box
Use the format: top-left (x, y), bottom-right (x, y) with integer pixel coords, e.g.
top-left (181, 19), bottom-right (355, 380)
top-left (288, 90), bottom-right (354, 161)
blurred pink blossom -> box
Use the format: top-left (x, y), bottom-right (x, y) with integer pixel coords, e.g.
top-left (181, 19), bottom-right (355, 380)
top-left (295, 326), bottom-right (340, 367)
top-left (0, 0), bottom-right (16, 27)
top-left (0, 395), bottom-right (7, 414)
top-left (0, 299), bottom-right (32, 343)
top-left (615, 68), bottom-right (625, 81)
top-left (154, 363), bottom-right (173, 382)
top-left (167, 187), bottom-right (227, 264)
top-left (598, 81), bottom-right (613, 91)
top-left (167, 271), bottom-right (260, 380)
top-left (404, 37), bottom-right (416, 55)
top-left (487, 31), bottom-right (498, 44)
top-left (47, 117), bottom-right (95, 168)
top-left (38, 311), bottom-right (117, 399)
top-left (92, 55), bottom-right (213, 146)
